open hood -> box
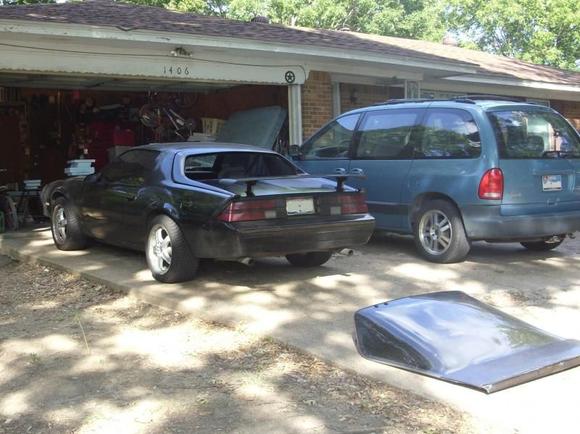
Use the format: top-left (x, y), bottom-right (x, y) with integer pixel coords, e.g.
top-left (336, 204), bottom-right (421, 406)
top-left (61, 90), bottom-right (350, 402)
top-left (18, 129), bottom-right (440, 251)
top-left (354, 291), bottom-right (580, 393)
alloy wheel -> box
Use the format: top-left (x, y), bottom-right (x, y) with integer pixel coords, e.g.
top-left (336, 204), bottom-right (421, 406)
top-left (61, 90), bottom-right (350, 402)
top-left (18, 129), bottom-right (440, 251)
top-left (418, 210), bottom-right (453, 256)
top-left (148, 225), bottom-right (173, 275)
top-left (53, 206), bottom-right (68, 243)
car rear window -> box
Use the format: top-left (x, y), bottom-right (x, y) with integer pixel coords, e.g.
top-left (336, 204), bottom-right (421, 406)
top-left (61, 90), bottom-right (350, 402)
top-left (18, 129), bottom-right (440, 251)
top-left (489, 110), bottom-right (580, 159)
top-left (184, 152), bottom-right (300, 180)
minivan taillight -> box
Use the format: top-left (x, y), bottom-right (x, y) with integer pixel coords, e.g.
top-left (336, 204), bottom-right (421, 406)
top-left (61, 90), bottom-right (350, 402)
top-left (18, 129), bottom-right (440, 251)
top-left (479, 168), bottom-right (504, 200)
top-left (217, 199), bottom-right (278, 222)
top-left (337, 193), bottom-right (368, 214)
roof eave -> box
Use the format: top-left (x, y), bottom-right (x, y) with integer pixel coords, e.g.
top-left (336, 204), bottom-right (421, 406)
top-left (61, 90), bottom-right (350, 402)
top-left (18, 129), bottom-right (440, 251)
top-left (0, 18), bottom-right (478, 76)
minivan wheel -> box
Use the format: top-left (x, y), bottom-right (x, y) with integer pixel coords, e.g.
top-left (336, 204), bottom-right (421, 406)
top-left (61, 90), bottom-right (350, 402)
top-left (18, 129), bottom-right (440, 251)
top-left (521, 239), bottom-right (564, 252)
top-left (413, 200), bottom-right (470, 263)
top-left (146, 215), bottom-right (199, 283)
top-left (286, 251), bottom-right (332, 267)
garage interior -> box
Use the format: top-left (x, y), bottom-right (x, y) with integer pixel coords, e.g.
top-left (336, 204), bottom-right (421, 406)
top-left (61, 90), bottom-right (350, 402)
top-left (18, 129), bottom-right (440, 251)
top-left (0, 74), bottom-right (288, 187)
top-left (0, 74), bottom-right (289, 229)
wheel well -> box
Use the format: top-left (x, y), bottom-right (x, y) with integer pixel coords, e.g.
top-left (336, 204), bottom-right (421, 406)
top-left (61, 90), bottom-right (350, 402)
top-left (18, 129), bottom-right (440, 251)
top-left (409, 193), bottom-right (462, 228)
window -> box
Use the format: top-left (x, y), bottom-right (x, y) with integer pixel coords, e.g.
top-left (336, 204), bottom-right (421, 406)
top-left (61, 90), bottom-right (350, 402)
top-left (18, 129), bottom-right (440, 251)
top-left (355, 109), bottom-right (421, 159)
top-left (101, 149), bottom-right (159, 186)
top-left (184, 152), bottom-right (300, 180)
top-left (302, 114), bottom-right (359, 159)
top-left (489, 110), bottom-right (580, 159)
top-left (417, 109), bottom-right (481, 159)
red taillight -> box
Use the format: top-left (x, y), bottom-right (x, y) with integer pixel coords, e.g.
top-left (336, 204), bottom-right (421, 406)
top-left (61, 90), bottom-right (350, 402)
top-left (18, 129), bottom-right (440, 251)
top-left (338, 193), bottom-right (368, 214)
top-left (217, 199), bottom-right (278, 222)
top-left (479, 168), bottom-right (504, 200)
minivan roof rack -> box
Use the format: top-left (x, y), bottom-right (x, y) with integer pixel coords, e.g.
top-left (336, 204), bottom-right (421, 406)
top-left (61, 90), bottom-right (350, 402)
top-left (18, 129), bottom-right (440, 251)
top-left (373, 95), bottom-right (527, 106)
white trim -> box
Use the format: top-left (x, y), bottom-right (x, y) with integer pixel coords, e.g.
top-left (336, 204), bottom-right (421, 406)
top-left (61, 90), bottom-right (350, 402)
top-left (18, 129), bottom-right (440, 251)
top-left (288, 85), bottom-right (303, 145)
top-left (445, 75), bottom-right (580, 94)
top-left (330, 71), bottom-right (422, 84)
top-left (0, 19), bottom-right (478, 75)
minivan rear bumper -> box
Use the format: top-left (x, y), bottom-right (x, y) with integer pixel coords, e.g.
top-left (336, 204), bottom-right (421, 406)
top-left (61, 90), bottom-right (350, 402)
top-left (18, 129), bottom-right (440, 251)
top-left (461, 205), bottom-right (580, 241)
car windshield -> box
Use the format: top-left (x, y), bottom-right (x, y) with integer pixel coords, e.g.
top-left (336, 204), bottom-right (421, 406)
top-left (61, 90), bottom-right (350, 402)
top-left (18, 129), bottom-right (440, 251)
top-left (489, 109), bottom-right (580, 159)
top-left (184, 152), bottom-right (300, 180)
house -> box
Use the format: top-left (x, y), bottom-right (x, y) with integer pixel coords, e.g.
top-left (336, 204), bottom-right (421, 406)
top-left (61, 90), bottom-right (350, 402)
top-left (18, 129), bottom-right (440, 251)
top-left (0, 0), bottom-right (578, 184)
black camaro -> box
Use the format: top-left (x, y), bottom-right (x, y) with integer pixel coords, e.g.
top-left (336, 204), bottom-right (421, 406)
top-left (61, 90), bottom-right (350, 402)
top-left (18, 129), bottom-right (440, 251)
top-left (43, 143), bottom-right (375, 282)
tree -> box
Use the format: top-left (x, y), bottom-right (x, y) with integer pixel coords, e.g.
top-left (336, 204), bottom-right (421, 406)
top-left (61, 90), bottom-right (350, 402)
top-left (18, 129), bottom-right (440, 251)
top-left (444, 0), bottom-right (580, 70)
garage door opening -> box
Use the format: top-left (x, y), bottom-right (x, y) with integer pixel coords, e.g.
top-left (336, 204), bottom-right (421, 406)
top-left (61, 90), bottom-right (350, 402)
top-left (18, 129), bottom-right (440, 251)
top-left (0, 76), bottom-right (289, 189)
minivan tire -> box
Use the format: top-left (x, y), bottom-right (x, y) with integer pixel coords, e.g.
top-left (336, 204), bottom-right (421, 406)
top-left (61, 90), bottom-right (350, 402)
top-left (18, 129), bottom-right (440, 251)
top-left (413, 199), bottom-right (471, 263)
top-left (146, 215), bottom-right (199, 283)
top-left (520, 239), bottom-right (564, 251)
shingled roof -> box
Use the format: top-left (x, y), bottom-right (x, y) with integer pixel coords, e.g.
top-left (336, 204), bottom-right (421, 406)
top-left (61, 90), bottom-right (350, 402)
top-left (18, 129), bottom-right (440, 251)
top-left (0, 0), bottom-right (578, 86)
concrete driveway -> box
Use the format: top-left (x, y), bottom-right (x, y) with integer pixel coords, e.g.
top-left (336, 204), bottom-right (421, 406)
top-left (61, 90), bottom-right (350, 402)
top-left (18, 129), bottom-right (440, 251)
top-left (1, 227), bottom-right (579, 434)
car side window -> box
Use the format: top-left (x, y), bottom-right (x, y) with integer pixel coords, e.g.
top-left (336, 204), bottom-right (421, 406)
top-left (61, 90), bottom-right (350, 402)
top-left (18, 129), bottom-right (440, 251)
top-left (101, 150), bottom-right (159, 186)
top-left (355, 109), bottom-right (421, 159)
top-left (417, 109), bottom-right (481, 159)
top-left (301, 114), bottom-right (360, 159)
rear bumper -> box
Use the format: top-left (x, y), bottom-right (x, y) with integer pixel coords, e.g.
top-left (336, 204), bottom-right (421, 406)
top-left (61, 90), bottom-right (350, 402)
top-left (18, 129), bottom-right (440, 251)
top-left (462, 205), bottom-right (580, 240)
top-left (185, 214), bottom-right (375, 258)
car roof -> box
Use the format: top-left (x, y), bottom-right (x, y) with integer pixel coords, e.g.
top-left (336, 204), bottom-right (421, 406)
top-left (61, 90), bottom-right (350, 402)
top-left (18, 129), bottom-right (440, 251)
top-left (139, 142), bottom-right (278, 155)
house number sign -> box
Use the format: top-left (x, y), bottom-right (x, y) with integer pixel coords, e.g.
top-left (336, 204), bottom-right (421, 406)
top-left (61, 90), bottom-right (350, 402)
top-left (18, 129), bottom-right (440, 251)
top-left (163, 66), bottom-right (191, 76)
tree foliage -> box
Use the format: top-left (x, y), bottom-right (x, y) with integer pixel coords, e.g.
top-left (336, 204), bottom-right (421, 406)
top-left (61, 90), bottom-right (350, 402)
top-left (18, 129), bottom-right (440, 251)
top-left (444, 0), bottom-right (580, 70)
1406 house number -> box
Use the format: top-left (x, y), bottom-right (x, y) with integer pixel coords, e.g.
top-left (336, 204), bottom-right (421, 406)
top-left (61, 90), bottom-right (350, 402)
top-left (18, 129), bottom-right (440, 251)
top-left (163, 66), bottom-right (190, 76)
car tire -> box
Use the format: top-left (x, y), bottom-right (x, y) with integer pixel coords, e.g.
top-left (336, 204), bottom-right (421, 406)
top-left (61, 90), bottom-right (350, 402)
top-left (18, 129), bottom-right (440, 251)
top-left (413, 199), bottom-right (470, 263)
top-left (51, 197), bottom-right (88, 251)
top-left (146, 215), bottom-right (199, 283)
top-left (285, 251), bottom-right (332, 267)
top-left (521, 239), bottom-right (564, 251)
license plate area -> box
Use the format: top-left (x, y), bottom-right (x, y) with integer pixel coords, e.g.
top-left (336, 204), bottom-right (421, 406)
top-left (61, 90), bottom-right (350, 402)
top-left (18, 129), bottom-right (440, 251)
top-left (286, 197), bottom-right (315, 216)
top-left (542, 175), bottom-right (562, 191)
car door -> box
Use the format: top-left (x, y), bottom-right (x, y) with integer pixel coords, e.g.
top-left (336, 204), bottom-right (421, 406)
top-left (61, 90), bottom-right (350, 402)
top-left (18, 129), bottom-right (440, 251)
top-left (296, 113), bottom-right (360, 176)
top-left (80, 161), bottom-right (128, 244)
top-left (347, 108), bottom-right (425, 231)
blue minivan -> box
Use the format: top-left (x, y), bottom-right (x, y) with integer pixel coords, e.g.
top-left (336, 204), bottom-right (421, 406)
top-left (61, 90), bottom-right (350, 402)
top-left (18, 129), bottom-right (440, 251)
top-left (294, 98), bottom-right (580, 263)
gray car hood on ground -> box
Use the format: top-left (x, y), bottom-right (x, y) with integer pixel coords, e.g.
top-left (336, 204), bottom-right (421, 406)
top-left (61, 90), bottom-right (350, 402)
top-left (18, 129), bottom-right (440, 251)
top-left (354, 291), bottom-right (580, 393)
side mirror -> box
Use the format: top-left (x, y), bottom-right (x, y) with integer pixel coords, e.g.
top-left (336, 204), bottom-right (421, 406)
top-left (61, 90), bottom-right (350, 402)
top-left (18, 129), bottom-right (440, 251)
top-left (288, 144), bottom-right (302, 159)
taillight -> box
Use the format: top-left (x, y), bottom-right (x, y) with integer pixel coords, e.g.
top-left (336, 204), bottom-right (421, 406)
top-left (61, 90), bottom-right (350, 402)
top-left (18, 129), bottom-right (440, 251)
top-left (217, 199), bottom-right (278, 222)
top-left (335, 193), bottom-right (368, 214)
top-left (479, 168), bottom-right (504, 200)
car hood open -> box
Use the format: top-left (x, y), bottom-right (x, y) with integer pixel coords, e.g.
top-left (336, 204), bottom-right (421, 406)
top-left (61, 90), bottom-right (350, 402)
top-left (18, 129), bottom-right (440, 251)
top-left (354, 291), bottom-right (580, 393)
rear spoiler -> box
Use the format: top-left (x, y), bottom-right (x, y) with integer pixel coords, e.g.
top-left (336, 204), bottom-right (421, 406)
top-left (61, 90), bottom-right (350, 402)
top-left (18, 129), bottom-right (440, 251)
top-left (218, 174), bottom-right (365, 196)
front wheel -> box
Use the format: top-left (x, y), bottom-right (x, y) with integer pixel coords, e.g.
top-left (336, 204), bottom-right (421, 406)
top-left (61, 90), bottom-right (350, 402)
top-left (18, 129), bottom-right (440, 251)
top-left (521, 239), bottom-right (564, 251)
top-left (51, 197), bottom-right (88, 251)
top-left (146, 215), bottom-right (199, 283)
top-left (413, 199), bottom-right (470, 263)
top-left (286, 251), bottom-right (332, 267)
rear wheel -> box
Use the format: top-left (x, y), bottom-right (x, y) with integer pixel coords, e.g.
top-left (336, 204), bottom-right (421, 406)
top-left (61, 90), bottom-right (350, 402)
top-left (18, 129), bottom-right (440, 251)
top-left (51, 197), bottom-right (88, 251)
top-left (521, 239), bottom-right (564, 251)
top-left (413, 199), bottom-right (470, 263)
top-left (286, 251), bottom-right (332, 267)
top-left (146, 215), bottom-right (199, 283)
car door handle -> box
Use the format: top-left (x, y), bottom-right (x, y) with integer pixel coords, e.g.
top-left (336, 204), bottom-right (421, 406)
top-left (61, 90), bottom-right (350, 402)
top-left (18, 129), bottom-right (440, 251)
top-left (350, 168), bottom-right (365, 175)
top-left (334, 168), bottom-right (347, 174)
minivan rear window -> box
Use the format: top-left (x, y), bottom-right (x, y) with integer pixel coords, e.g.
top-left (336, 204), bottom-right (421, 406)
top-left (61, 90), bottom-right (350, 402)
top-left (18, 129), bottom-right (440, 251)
top-left (489, 110), bottom-right (580, 159)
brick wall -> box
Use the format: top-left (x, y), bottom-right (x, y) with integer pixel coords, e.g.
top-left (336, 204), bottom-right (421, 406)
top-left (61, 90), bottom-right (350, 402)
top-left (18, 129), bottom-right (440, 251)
top-left (340, 83), bottom-right (390, 113)
top-left (551, 100), bottom-right (580, 129)
top-left (301, 71), bottom-right (333, 140)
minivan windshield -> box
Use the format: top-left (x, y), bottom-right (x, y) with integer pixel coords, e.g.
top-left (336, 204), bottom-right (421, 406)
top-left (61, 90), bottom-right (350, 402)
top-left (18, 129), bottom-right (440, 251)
top-left (489, 109), bottom-right (580, 159)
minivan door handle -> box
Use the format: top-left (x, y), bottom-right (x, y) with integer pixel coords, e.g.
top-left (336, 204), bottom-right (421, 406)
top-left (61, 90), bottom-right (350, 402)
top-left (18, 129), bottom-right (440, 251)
top-left (334, 168), bottom-right (347, 174)
top-left (350, 168), bottom-right (365, 176)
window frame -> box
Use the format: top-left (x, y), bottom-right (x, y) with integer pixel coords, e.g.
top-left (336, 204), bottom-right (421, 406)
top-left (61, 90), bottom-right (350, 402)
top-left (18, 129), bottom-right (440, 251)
top-left (414, 107), bottom-right (482, 160)
top-left (100, 149), bottom-right (160, 186)
top-left (351, 108), bottom-right (426, 161)
top-left (301, 113), bottom-right (362, 160)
